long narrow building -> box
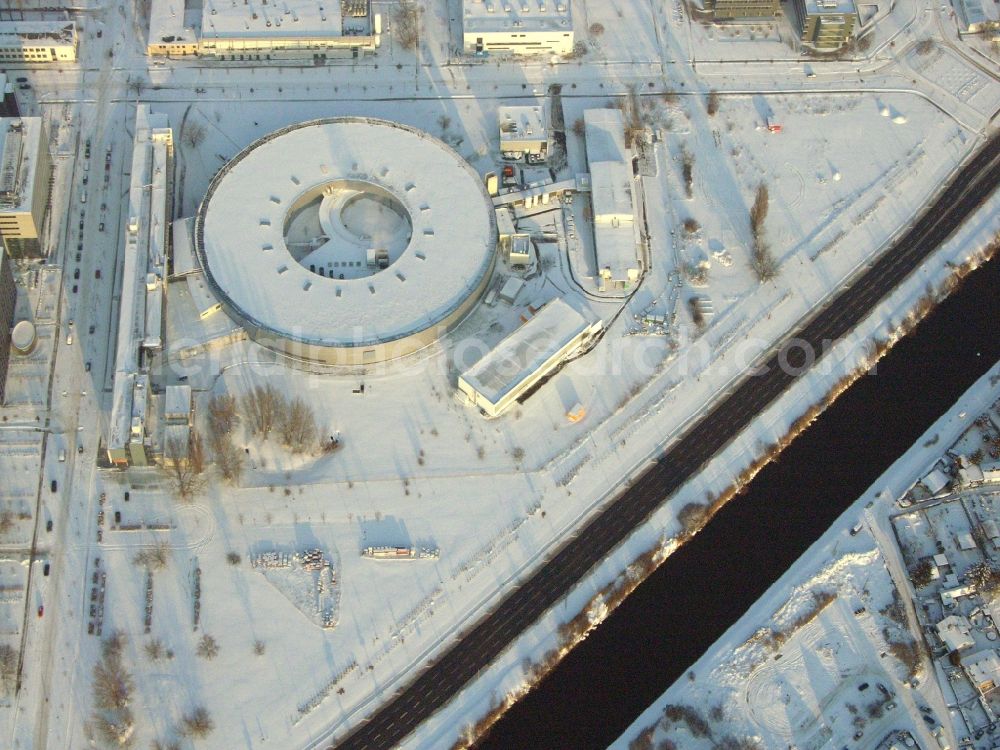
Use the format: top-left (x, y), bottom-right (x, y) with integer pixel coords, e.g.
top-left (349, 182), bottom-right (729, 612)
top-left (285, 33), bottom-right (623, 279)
top-left (106, 106), bottom-right (172, 467)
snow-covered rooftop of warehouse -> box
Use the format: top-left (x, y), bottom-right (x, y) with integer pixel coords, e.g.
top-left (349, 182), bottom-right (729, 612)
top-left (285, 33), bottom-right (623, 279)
top-left (202, 0), bottom-right (344, 38)
top-left (463, 0), bottom-right (573, 34)
top-left (195, 117), bottom-right (496, 348)
top-left (148, 0), bottom-right (198, 44)
top-left (460, 297), bottom-right (599, 405)
top-left (583, 108), bottom-right (628, 164)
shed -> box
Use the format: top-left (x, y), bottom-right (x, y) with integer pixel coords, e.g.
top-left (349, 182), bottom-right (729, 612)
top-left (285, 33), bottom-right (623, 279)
top-left (937, 614), bottom-right (975, 653)
top-left (164, 385), bottom-right (192, 424)
top-left (958, 533), bottom-right (978, 551)
top-left (498, 277), bottom-right (525, 305)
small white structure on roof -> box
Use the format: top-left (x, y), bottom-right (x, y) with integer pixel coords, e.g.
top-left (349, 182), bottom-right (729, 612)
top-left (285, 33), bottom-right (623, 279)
top-left (10, 320), bottom-right (36, 355)
top-left (462, 0), bottom-right (574, 56)
top-left (459, 297), bottom-right (602, 417)
top-left (498, 105), bottom-right (548, 160)
top-left (583, 109), bottom-right (641, 291)
top-left (937, 614), bottom-right (975, 653)
top-left (963, 649), bottom-right (1000, 695)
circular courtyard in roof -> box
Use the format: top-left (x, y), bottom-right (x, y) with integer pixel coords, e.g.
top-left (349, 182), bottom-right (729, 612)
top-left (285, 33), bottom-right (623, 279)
top-left (194, 117), bottom-right (497, 366)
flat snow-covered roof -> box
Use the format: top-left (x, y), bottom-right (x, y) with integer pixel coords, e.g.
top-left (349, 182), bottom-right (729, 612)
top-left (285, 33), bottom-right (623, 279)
top-left (584, 108), bottom-right (628, 164)
top-left (0, 21), bottom-right (77, 44)
top-left (148, 0), bottom-right (198, 44)
top-left (463, 0), bottom-right (572, 34)
top-left (499, 105), bottom-right (547, 144)
top-left (196, 118), bottom-right (496, 349)
top-left (202, 0), bottom-right (344, 38)
top-left (461, 297), bottom-right (596, 405)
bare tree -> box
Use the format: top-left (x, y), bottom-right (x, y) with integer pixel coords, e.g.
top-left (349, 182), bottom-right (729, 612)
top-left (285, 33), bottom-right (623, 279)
top-left (749, 183), bottom-right (778, 282)
top-left (181, 706), bottom-right (214, 739)
top-left (93, 657), bottom-right (134, 710)
top-left (681, 149), bottom-right (694, 199)
top-left (750, 182), bottom-right (769, 234)
top-left (572, 117), bottom-right (586, 137)
top-left (213, 438), bottom-right (244, 484)
top-left (706, 90), bottom-right (720, 116)
top-left (279, 398), bottom-right (318, 454)
top-left (134, 542), bottom-right (170, 571)
top-left (241, 384), bottom-right (284, 439)
top-left (144, 639), bottom-right (165, 662)
top-left (92, 708), bottom-right (135, 746)
top-left (437, 114), bottom-right (451, 132)
top-left (393, 0), bottom-right (423, 51)
top-left (0, 644), bottom-right (16, 696)
top-left (166, 435), bottom-right (205, 502)
top-left (0, 511), bottom-right (14, 539)
top-left (182, 120), bottom-right (207, 151)
top-left (207, 394), bottom-right (237, 436)
top-left (196, 634), bottom-right (219, 660)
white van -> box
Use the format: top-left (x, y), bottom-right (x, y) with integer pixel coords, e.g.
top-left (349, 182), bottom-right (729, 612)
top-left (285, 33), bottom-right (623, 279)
top-left (80, 191), bottom-right (86, 204)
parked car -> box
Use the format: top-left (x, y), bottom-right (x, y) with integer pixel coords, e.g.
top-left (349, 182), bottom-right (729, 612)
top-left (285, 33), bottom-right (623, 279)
top-left (15, 76), bottom-right (27, 83)
top-left (46, 519), bottom-right (52, 532)
top-left (18, 83), bottom-right (30, 90)
top-left (98, 222), bottom-right (104, 232)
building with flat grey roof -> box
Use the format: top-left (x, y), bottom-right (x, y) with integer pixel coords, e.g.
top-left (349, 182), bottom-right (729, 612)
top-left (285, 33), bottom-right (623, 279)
top-left (0, 118), bottom-right (51, 258)
top-left (462, 0), bottom-right (574, 56)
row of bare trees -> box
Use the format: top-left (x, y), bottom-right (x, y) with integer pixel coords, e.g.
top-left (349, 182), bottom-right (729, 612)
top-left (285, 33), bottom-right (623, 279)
top-left (165, 385), bottom-right (321, 499)
top-left (240, 384), bottom-right (318, 454)
top-left (749, 182), bottom-right (779, 282)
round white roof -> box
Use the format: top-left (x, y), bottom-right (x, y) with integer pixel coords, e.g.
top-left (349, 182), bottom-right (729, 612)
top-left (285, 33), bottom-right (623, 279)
top-left (11, 320), bottom-right (35, 353)
top-left (195, 118), bottom-right (496, 349)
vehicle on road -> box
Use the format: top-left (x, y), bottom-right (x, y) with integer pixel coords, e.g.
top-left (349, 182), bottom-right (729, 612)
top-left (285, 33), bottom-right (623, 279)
top-left (15, 76), bottom-right (27, 83)
top-left (98, 222), bottom-right (104, 232)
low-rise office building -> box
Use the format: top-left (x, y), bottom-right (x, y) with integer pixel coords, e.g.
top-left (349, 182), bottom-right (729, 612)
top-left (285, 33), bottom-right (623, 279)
top-left (0, 118), bottom-right (51, 258)
top-left (462, 0), bottom-right (574, 56)
top-left (793, 0), bottom-right (856, 49)
top-left (458, 297), bottom-right (601, 417)
top-left (0, 21), bottom-right (78, 63)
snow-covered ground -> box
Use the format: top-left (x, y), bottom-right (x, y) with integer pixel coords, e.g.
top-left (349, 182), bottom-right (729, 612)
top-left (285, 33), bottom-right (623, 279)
top-left (612, 361), bottom-right (1000, 750)
top-left (0, 0), bottom-right (998, 748)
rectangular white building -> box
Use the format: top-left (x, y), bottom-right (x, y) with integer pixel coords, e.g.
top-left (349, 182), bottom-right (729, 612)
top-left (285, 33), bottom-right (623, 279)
top-left (458, 297), bottom-right (601, 417)
top-left (584, 109), bottom-right (641, 290)
top-left (462, 0), bottom-right (574, 56)
top-left (0, 21), bottom-right (78, 63)
top-left (107, 106), bottom-right (173, 467)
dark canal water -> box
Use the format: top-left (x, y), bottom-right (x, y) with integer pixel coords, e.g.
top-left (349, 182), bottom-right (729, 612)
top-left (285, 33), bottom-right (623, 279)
top-left (476, 254), bottom-right (1000, 750)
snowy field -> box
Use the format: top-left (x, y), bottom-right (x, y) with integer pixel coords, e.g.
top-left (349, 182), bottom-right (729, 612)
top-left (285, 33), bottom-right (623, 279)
top-left (0, 0), bottom-right (998, 747)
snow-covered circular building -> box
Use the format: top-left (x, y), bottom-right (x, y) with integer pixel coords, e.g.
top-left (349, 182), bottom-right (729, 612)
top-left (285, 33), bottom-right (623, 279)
top-left (194, 117), bottom-right (497, 365)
